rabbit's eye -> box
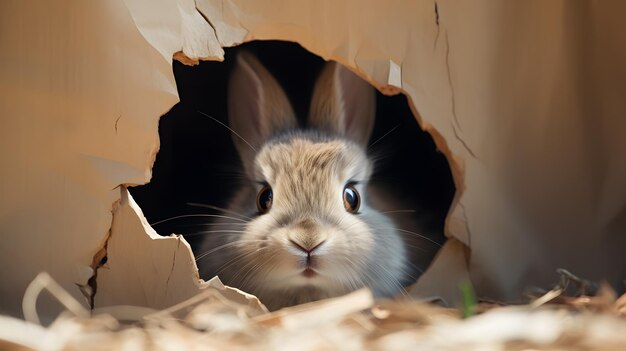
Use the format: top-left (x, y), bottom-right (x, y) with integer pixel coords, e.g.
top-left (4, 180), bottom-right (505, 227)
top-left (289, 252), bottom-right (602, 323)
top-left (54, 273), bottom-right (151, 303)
top-left (343, 184), bottom-right (360, 214)
top-left (257, 185), bottom-right (273, 213)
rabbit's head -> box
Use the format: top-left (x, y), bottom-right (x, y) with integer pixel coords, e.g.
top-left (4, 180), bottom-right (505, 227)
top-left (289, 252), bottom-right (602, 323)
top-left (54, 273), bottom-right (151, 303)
top-left (201, 53), bottom-right (408, 310)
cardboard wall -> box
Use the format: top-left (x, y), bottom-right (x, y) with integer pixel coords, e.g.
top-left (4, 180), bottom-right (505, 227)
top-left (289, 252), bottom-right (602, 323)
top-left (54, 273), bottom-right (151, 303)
top-left (1, 0), bottom-right (625, 319)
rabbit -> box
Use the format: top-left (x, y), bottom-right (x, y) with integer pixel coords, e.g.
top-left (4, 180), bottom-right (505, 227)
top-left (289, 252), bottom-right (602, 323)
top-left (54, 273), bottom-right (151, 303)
top-left (197, 52), bottom-right (436, 310)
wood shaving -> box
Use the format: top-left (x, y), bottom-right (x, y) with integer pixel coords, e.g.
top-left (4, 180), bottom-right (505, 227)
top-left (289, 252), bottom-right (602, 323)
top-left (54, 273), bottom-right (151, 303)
top-left (1, 273), bottom-right (625, 350)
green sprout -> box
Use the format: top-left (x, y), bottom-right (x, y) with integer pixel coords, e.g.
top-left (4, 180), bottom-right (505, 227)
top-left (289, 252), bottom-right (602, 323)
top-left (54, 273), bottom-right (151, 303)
top-left (459, 280), bottom-right (477, 318)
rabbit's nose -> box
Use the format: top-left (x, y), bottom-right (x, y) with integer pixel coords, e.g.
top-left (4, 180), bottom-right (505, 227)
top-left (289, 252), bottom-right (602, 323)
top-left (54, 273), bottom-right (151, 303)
top-left (288, 239), bottom-right (326, 255)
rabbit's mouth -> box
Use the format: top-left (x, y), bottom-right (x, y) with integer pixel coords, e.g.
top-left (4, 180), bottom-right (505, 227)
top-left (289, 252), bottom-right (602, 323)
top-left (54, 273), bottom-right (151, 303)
top-left (301, 267), bottom-right (318, 278)
top-left (298, 253), bottom-right (320, 278)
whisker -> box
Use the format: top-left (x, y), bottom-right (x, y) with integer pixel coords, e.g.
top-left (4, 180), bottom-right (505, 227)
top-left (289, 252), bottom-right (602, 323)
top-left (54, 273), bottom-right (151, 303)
top-left (215, 249), bottom-right (270, 286)
top-left (332, 256), bottom-right (366, 292)
top-left (195, 240), bottom-right (265, 261)
top-left (206, 223), bottom-right (248, 229)
top-left (195, 242), bottom-right (243, 261)
top-left (186, 202), bottom-right (254, 220)
top-left (197, 110), bottom-right (256, 153)
top-left (184, 229), bottom-right (247, 237)
top-left (395, 228), bottom-right (442, 247)
top-left (168, 222), bottom-right (247, 229)
top-left (381, 210), bottom-right (417, 214)
top-left (150, 214), bottom-right (248, 226)
top-left (368, 123), bottom-right (400, 150)
top-left (402, 242), bottom-right (436, 253)
top-left (343, 263), bottom-right (365, 292)
top-left (236, 256), bottom-right (267, 290)
top-left (241, 252), bottom-right (280, 292)
top-left (371, 225), bottom-right (442, 247)
top-left (403, 260), bottom-right (425, 275)
top-left (368, 263), bottom-right (408, 298)
top-left (212, 248), bottom-right (267, 278)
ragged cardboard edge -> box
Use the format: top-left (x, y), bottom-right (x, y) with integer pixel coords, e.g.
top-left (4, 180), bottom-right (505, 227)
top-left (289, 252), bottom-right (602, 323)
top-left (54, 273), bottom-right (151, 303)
top-left (149, 0), bottom-right (470, 248)
top-left (195, 0), bottom-right (249, 47)
top-left (93, 186), bottom-right (266, 312)
top-left (188, 0), bottom-right (470, 243)
top-left (0, 0), bottom-right (185, 321)
top-left (117, 0), bottom-right (470, 309)
top-left (77, 198), bottom-right (120, 311)
top-left (91, 185), bottom-right (270, 313)
top-left (145, 276), bottom-right (268, 321)
top-left (95, 188), bottom-right (229, 309)
top-left (122, 0), bottom-right (225, 63)
top-left (178, 0), bottom-right (225, 61)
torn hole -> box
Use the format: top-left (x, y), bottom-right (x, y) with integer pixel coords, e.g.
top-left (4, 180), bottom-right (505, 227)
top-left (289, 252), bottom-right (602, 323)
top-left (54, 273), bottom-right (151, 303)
top-left (129, 41), bottom-right (456, 309)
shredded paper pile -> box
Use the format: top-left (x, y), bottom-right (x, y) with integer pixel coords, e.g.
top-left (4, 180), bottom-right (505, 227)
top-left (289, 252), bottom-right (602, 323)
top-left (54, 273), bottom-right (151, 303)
top-left (1, 272), bottom-right (625, 351)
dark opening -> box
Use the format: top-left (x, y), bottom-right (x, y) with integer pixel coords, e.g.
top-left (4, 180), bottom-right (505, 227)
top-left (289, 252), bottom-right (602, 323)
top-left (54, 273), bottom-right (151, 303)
top-left (129, 41), bottom-right (455, 280)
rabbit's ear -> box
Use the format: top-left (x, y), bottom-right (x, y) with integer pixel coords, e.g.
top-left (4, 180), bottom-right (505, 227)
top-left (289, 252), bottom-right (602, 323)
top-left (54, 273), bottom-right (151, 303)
top-left (228, 52), bottom-right (297, 170)
top-left (308, 62), bottom-right (375, 146)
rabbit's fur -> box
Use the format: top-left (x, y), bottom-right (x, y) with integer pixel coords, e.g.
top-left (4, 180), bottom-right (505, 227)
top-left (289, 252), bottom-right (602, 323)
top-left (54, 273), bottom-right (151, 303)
top-left (198, 53), bottom-right (427, 310)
